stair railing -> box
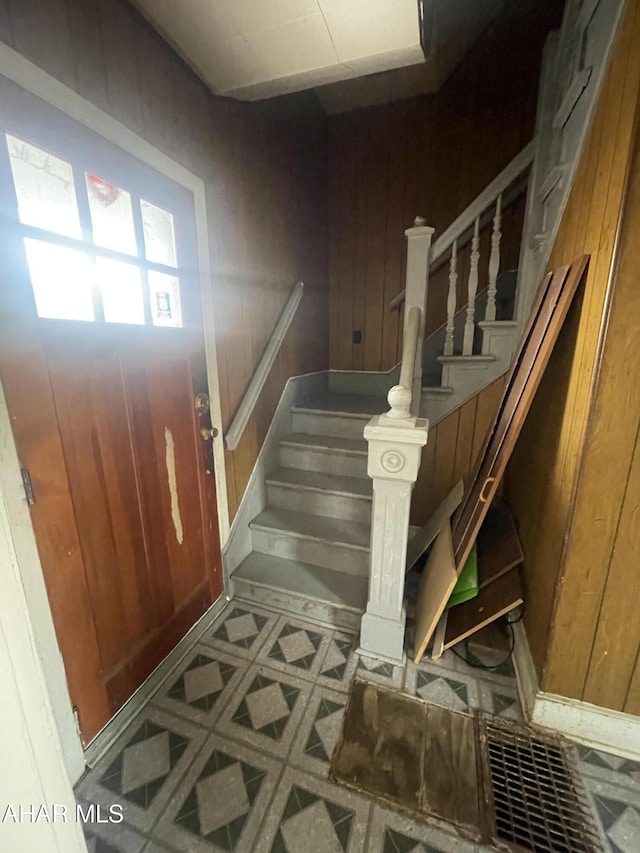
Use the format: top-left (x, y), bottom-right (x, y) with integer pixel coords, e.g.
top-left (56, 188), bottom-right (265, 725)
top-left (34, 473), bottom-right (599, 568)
top-left (389, 142), bottom-right (535, 360)
top-left (226, 281), bottom-right (304, 451)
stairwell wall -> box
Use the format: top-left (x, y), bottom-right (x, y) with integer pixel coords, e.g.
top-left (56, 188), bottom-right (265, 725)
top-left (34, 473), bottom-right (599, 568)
top-left (327, 0), bottom-right (564, 375)
top-left (505, 0), bottom-right (640, 712)
top-left (0, 0), bottom-right (330, 525)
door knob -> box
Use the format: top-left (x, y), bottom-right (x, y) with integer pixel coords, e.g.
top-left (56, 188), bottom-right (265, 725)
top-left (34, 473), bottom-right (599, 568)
top-left (200, 426), bottom-right (218, 441)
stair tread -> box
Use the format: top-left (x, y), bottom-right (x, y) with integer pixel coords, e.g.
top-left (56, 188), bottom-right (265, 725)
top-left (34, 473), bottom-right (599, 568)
top-left (438, 354), bottom-right (496, 363)
top-left (234, 553), bottom-right (368, 612)
top-left (266, 467), bottom-right (372, 498)
top-left (295, 392), bottom-right (385, 416)
top-left (251, 507), bottom-right (370, 549)
top-left (477, 320), bottom-right (518, 328)
top-left (421, 386), bottom-right (454, 396)
top-left (281, 432), bottom-right (368, 455)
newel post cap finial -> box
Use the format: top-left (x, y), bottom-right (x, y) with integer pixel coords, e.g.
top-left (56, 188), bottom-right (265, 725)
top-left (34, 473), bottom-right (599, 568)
top-left (386, 385), bottom-right (412, 419)
top-left (413, 215), bottom-right (426, 227)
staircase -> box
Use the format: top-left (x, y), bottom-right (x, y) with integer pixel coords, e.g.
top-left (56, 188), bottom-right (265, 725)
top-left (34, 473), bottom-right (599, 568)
top-left (232, 390), bottom-right (384, 629)
top-left (225, 0), bottom-right (626, 633)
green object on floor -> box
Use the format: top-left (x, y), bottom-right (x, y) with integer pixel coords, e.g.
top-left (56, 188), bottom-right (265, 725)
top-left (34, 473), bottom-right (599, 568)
top-left (447, 542), bottom-right (478, 608)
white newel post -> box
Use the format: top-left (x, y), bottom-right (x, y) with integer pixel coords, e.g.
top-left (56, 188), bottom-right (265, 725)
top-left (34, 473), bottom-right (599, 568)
top-left (358, 386), bottom-right (428, 664)
top-left (403, 217), bottom-right (435, 414)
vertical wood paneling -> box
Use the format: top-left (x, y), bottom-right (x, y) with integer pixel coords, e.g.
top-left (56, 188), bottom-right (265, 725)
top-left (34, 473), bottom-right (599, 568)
top-left (0, 0), bottom-right (13, 46)
top-left (96, 0), bottom-right (144, 135)
top-left (65, 0), bottom-right (109, 111)
top-left (505, 0), bottom-right (640, 704)
top-left (328, 1), bottom-right (563, 371)
top-left (0, 1), bottom-right (329, 521)
top-left (6, 0), bottom-right (75, 88)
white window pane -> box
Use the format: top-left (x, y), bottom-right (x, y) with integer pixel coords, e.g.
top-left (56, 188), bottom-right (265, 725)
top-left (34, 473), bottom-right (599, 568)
top-left (148, 271), bottom-right (182, 327)
top-left (141, 200), bottom-right (177, 266)
top-left (24, 239), bottom-right (94, 321)
top-left (96, 258), bottom-right (144, 325)
top-left (86, 173), bottom-right (137, 255)
top-left (7, 134), bottom-right (82, 239)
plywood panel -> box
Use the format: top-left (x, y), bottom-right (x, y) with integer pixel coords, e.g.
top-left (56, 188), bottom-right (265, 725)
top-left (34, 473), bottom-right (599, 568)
top-left (328, 1), bottom-right (564, 371)
top-left (505, 0), bottom-right (640, 701)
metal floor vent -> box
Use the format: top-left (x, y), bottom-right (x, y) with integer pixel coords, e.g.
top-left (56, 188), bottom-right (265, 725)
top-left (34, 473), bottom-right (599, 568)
top-left (478, 715), bottom-right (603, 852)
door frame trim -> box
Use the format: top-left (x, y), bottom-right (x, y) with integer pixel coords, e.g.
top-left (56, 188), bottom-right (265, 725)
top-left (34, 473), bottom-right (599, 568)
top-left (0, 41), bottom-right (230, 547)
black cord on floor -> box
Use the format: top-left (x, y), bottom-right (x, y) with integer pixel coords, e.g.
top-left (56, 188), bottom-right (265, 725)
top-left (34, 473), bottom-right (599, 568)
top-left (450, 617), bottom-right (515, 670)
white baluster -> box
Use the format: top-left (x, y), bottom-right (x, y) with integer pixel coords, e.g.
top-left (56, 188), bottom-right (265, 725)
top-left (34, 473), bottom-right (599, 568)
top-left (462, 217), bottom-right (480, 356)
top-left (485, 194), bottom-right (502, 322)
top-left (443, 240), bottom-right (458, 356)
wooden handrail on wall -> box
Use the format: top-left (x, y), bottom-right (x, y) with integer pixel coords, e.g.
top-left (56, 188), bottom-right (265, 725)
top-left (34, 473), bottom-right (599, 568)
top-left (390, 140), bottom-right (535, 311)
top-left (225, 281), bottom-right (304, 451)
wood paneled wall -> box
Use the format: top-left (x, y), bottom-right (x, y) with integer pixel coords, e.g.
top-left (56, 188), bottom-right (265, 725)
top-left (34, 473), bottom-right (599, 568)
top-left (0, 0), bottom-right (329, 522)
top-left (328, 0), bottom-right (564, 372)
top-left (506, 0), bottom-right (640, 711)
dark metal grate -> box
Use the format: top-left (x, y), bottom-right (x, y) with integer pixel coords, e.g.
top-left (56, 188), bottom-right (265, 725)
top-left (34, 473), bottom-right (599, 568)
top-left (478, 714), bottom-right (604, 852)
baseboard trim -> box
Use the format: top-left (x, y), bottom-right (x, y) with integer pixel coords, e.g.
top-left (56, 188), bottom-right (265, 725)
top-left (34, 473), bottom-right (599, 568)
top-left (83, 594), bottom-right (227, 770)
top-left (531, 692), bottom-right (640, 762)
top-left (511, 621), bottom-right (538, 718)
top-left (512, 621), bottom-right (640, 761)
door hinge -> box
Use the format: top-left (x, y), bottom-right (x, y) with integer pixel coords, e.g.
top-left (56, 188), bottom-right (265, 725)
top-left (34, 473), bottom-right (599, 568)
top-left (72, 706), bottom-right (83, 741)
top-left (21, 467), bottom-right (35, 506)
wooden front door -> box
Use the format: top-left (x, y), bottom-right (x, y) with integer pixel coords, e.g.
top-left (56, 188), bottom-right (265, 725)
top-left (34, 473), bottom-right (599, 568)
top-left (0, 79), bottom-right (222, 744)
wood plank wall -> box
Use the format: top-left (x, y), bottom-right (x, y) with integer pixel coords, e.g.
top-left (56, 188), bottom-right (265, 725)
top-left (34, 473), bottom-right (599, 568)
top-left (505, 0), bottom-right (640, 711)
top-left (0, 0), bottom-right (329, 523)
top-left (328, 0), bottom-right (564, 372)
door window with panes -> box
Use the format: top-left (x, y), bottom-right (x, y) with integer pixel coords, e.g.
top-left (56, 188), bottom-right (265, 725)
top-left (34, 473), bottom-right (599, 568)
top-left (5, 133), bottom-right (183, 328)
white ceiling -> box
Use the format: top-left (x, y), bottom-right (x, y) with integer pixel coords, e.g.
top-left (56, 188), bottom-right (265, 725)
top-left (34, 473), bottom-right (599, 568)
top-left (131, 0), bottom-right (504, 105)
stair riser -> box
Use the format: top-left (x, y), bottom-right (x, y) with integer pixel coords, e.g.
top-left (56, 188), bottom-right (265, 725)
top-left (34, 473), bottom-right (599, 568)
top-left (233, 584), bottom-right (361, 631)
top-left (267, 483), bottom-right (372, 524)
top-left (292, 411), bottom-right (368, 440)
top-left (281, 445), bottom-right (368, 478)
top-left (251, 527), bottom-right (369, 576)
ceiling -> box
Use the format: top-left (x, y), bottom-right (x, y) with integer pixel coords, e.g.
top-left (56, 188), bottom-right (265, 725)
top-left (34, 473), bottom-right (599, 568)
top-left (131, 0), bottom-right (505, 108)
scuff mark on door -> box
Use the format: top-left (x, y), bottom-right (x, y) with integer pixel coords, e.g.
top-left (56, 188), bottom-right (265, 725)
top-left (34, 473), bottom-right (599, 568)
top-left (164, 427), bottom-right (183, 544)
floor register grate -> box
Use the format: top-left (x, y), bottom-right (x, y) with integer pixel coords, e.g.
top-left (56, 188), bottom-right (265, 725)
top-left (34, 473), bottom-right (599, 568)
top-left (478, 715), bottom-right (604, 852)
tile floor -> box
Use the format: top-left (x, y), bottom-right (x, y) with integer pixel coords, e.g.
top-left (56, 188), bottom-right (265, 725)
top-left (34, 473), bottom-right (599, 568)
top-left (76, 599), bottom-right (640, 853)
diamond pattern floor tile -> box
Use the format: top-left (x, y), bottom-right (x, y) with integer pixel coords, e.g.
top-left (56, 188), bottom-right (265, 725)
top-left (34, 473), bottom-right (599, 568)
top-left (81, 816), bottom-right (148, 853)
top-left (257, 615), bottom-right (332, 682)
top-left (216, 662), bottom-right (313, 758)
top-left (585, 777), bottom-right (640, 853)
top-left (73, 597), bottom-right (640, 853)
top-left (316, 633), bottom-right (360, 691)
top-left (290, 685), bottom-right (348, 777)
top-left (76, 707), bottom-right (206, 833)
top-left (151, 642), bottom-right (248, 726)
top-left (403, 660), bottom-right (481, 716)
top-left (367, 804), bottom-right (478, 853)
top-left (151, 732), bottom-right (280, 853)
top-left (202, 604), bottom-right (279, 660)
top-left (253, 766), bottom-right (371, 853)
top-left (578, 745), bottom-right (640, 792)
top-left (356, 654), bottom-right (404, 688)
